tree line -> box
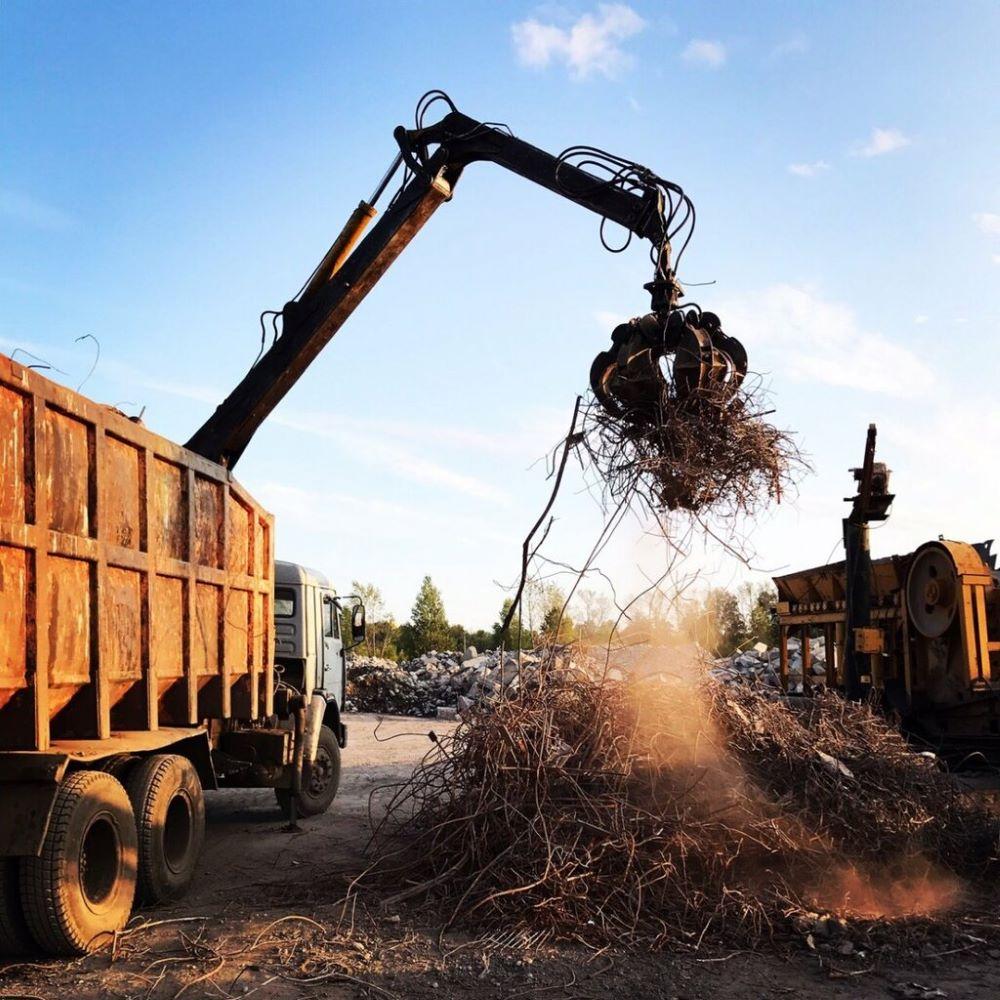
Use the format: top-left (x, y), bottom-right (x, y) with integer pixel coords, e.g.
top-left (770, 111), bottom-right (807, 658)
top-left (343, 576), bottom-right (778, 662)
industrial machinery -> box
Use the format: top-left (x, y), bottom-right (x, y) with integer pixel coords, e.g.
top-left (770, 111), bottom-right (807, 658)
top-left (0, 92), bottom-right (744, 955)
top-left (773, 426), bottom-right (1000, 761)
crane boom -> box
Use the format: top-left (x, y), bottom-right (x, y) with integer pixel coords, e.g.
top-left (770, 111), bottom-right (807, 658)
top-left (186, 99), bottom-right (739, 468)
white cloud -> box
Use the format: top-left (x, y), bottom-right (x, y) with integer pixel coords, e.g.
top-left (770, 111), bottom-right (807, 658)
top-left (993, 254), bottom-right (1000, 265)
top-left (271, 412), bottom-right (510, 503)
top-left (973, 212), bottom-right (1000, 235)
top-left (254, 481), bottom-right (512, 547)
top-left (914, 314), bottom-right (929, 324)
top-left (718, 284), bottom-right (935, 398)
top-left (511, 4), bottom-right (646, 80)
top-left (0, 189), bottom-right (76, 231)
top-left (681, 38), bottom-right (727, 68)
top-left (853, 127), bottom-right (911, 158)
top-left (91, 361), bottom-right (516, 501)
top-left (788, 160), bottom-right (830, 178)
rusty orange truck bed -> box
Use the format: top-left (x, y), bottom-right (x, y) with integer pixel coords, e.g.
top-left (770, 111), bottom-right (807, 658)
top-left (0, 352), bottom-right (275, 748)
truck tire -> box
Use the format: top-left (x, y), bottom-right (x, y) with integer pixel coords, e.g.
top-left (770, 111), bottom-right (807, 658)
top-left (20, 770), bottom-right (137, 955)
top-left (0, 859), bottom-right (32, 956)
top-left (98, 754), bottom-right (139, 783)
top-left (275, 725), bottom-right (341, 818)
top-left (125, 755), bottom-right (205, 905)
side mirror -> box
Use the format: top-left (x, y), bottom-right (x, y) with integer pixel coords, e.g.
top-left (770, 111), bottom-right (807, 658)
top-left (351, 604), bottom-right (366, 644)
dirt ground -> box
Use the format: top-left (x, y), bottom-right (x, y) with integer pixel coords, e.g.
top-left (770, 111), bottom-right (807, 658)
top-left (2, 712), bottom-right (1000, 1000)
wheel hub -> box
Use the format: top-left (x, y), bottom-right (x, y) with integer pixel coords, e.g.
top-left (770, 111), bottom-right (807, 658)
top-left (308, 749), bottom-right (332, 795)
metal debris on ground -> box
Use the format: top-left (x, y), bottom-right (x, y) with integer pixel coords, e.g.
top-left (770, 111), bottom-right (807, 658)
top-left (357, 668), bottom-right (998, 950)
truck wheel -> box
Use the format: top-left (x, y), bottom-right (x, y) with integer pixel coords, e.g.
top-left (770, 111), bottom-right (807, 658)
top-left (276, 725), bottom-right (342, 818)
top-left (0, 859), bottom-right (32, 955)
top-left (20, 770), bottom-right (137, 955)
top-left (125, 755), bottom-right (205, 905)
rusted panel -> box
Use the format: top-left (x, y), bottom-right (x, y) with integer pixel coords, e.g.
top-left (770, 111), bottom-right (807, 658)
top-left (46, 408), bottom-right (92, 537)
top-left (193, 582), bottom-right (221, 676)
top-left (227, 493), bottom-right (251, 575)
top-left (102, 567), bottom-right (143, 681)
top-left (0, 353), bottom-right (274, 752)
top-left (0, 545), bottom-right (30, 709)
top-left (151, 458), bottom-right (187, 561)
top-left (257, 515), bottom-right (271, 580)
top-left (252, 591), bottom-right (265, 672)
top-left (225, 589), bottom-right (250, 675)
top-left (151, 575), bottom-right (186, 680)
top-left (104, 435), bottom-right (143, 550)
top-left (45, 555), bottom-right (91, 717)
top-left (0, 384), bottom-right (31, 524)
top-left (194, 476), bottom-right (223, 569)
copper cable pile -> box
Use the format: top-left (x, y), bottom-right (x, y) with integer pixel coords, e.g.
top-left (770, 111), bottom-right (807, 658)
top-left (580, 383), bottom-right (802, 516)
top-left (364, 673), bottom-right (999, 948)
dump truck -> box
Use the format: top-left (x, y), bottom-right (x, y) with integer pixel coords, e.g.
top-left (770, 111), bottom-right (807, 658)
top-left (0, 352), bottom-right (363, 955)
top-left (0, 89), bottom-right (750, 955)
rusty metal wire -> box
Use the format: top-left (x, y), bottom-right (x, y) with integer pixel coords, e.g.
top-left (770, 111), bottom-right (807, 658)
top-left (578, 377), bottom-right (804, 520)
top-left (359, 672), bottom-right (999, 949)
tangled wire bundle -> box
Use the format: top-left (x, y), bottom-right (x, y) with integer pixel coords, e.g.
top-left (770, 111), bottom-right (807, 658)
top-left (717, 688), bottom-right (998, 878)
top-left (364, 674), bottom-right (998, 948)
top-left (580, 382), bottom-right (802, 517)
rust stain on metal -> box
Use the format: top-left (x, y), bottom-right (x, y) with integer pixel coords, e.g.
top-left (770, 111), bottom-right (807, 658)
top-left (0, 352), bottom-right (275, 752)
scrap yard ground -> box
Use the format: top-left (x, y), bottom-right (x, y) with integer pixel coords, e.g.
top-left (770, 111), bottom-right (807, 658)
top-left (2, 712), bottom-right (999, 1000)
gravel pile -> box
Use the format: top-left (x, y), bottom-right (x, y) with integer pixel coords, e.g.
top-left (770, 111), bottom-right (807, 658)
top-left (709, 635), bottom-right (828, 694)
top-left (346, 647), bottom-right (557, 718)
top-left (347, 636), bottom-right (827, 717)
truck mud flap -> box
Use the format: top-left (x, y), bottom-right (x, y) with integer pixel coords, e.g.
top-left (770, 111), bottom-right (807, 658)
top-left (0, 753), bottom-right (70, 858)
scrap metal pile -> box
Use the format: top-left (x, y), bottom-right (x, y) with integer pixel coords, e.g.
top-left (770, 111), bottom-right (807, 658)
top-left (363, 671), bottom-right (998, 949)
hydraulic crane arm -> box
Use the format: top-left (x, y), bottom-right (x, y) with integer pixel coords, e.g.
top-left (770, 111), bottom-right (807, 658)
top-left (186, 96), bottom-right (742, 468)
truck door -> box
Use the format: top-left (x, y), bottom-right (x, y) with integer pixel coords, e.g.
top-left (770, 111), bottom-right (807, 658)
top-left (320, 590), bottom-right (342, 702)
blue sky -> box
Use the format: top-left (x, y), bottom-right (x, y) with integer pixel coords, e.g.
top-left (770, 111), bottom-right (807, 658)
top-left (3, 1), bottom-right (999, 630)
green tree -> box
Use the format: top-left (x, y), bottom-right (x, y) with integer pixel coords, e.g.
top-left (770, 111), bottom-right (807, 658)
top-left (409, 576), bottom-right (450, 654)
top-left (448, 623), bottom-right (467, 651)
top-left (574, 589), bottom-right (615, 644)
top-left (466, 628), bottom-right (493, 651)
top-left (538, 586), bottom-right (575, 645)
top-left (492, 598), bottom-right (534, 650)
top-left (395, 622), bottom-right (417, 660)
top-left (739, 582), bottom-right (778, 648)
top-left (677, 587), bottom-right (747, 657)
top-left (350, 580), bottom-right (397, 658)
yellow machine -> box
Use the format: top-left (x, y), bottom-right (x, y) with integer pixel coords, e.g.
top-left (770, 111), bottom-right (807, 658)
top-left (773, 439), bottom-right (1000, 759)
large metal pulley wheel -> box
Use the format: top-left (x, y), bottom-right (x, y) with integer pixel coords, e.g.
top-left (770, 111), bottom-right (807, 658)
top-left (906, 543), bottom-right (960, 638)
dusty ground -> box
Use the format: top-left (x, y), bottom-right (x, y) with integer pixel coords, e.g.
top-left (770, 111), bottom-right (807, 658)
top-left (2, 712), bottom-right (1000, 1000)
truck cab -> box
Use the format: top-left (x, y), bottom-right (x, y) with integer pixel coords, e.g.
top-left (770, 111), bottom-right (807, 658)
top-left (273, 560), bottom-right (359, 748)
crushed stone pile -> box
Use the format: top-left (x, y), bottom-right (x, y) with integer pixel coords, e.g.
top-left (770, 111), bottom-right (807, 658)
top-left (349, 634), bottom-right (834, 718)
top-left (347, 647), bottom-right (603, 718)
top-left (709, 634), bottom-right (827, 693)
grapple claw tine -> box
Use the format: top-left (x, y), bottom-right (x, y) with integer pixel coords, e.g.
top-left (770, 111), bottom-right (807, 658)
top-left (592, 308), bottom-right (747, 418)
